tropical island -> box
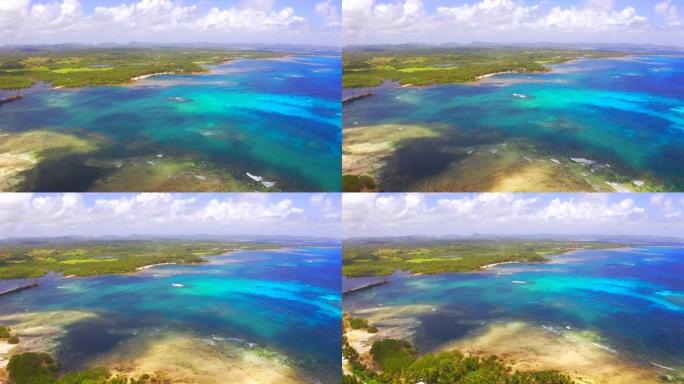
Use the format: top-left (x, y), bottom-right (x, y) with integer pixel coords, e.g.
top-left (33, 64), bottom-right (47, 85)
top-left (342, 45), bottom-right (683, 193)
top-left (0, 47), bottom-right (287, 90)
top-left (0, 240), bottom-right (279, 279)
top-left (0, 45), bottom-right (342, 192)
top-left (342, 47), bottom-right (628, 88)
top-left (342, 239), bottom-right (627, 277)
top-left (342, 236), bottom-right (684, 384)
top-left (0, 238), bottom-right (341, 384)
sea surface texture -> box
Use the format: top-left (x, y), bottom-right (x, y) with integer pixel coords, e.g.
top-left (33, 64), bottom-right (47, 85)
top-left (344, 246), bottom-right (684, 369)
top-left (343, 56), bottom-right (684, 190)
top-left (1, 55), bottom-right (341, 191)
top-left (0, 247), bottom-right (342, 383)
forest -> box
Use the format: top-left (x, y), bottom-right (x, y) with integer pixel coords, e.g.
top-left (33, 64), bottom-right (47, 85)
top-left (342, 47), bottom-right (629, 88)
top-left (0, 48), bottom-right (288, 90)
top-left (342, 239), bottom-right (628, 277)
top-left (0, 240), bottom-right (280, 279)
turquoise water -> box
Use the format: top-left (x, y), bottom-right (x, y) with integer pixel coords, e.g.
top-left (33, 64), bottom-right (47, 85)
top-left (1, 55), bottom-right (341, 191)
top-left (344, 246), bottom-right (684, 369)
top-left (0, 246), bottom-right (341, 382)
top-left (343, 56), bottom-right (684, 190)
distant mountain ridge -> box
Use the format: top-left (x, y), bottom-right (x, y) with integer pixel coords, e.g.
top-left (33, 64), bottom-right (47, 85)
top-left (344, 234), bottom-right (684, 244)
top-left (0, 42), bottom-right (341, 54)
top-left (344, 42), bottom-right (684, 53)
top-left (0, 234), bottom-right (341, 245)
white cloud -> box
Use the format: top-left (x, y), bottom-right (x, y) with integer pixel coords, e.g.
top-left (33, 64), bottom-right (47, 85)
top-left (655, 0), bottom-right (682, 27)
top-left (1, 0), bottom-right (339, 45)
top-left (315, 0), bottom-right (340, 27)
top-left (0, 193), bottom-right (339, 238)
top-left (343, 193), bottom-right (682, 238)
top-left (343, 0), bottom-right (663, 45)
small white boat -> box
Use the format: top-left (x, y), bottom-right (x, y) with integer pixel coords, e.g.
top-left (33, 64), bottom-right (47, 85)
top-left (171, 283), bottom-right (185, 288)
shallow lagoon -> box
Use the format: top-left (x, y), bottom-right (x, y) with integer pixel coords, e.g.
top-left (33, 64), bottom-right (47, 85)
top-left (343, 56), bottom-right (684, 191)
top-left (0, 247), bottom-right (341, 383)
top-left (344, 246), bottom-right (684, 376)
top-left (0, 55), bottom-right (341, 192)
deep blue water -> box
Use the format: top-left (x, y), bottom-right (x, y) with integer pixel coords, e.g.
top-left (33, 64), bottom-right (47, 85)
top-left (0, 55), bottom-right (342, 191)
top-left (344, 56), bottom-right (684, 190)
top-left (0, 247), bottom-right (341, 382)
top-left (344, 246), bottom-right (684, 368)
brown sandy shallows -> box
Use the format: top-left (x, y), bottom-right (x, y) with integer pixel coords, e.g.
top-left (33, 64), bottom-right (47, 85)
top-left (0, 310), bottom-right (98, 374)
top-left (343, 305), bottom-right (436, 371)
top-left (343, 124), bottom-right (440, 178)
top-left (439, 321), bottom-right (666, 384)
top-left (408, 140), bottom-right (606, 192)
top-left (0, 310), bottom-right (312, 384)
top-left (343, 122), bottom-right (654, 192)
top-left (89, 155), bottom-right (259, 192)
top-left (0, 130), bottom-right (101, 191)
top-left (94, 332), bottom-right (307, 384)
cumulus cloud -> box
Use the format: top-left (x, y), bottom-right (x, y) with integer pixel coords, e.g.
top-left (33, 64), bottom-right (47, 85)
top-left (0, 193), bottom-right (340, 238)
top-left (655, 0), bottom-right (682, 27)
top-left (343, 193), bottom-right (684, 238)
top-left (315, 0), bottom-right (341, 27)
top-left (343, 0), bottom-right (668, 45)
top-left (1, 0), bottom-right (340, 44)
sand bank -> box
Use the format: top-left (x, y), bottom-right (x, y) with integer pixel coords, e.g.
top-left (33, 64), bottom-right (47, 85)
top-left (439, 321), bottom-right (666, 384)
top-left (343, 123), bottom-right (441, 179)
top-left (89, 155), bottom-right (258, 192)
top-left (95, 332), bottom-right (308, 384)
top-left (0, 130), bottom-right (101, 191)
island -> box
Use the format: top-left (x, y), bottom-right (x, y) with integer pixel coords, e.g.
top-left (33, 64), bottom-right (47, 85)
top-left (0, 48), bottom-right (287, 90)
top-left (342, 47), bottom-right (628, 88)
top-left (0, 240), bottom-right (279, 279)
top-left (342, 239), bottom-right (627, 277)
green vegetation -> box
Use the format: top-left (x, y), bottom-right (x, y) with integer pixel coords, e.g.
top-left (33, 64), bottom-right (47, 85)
top-left (349, 317), bottom-right (370, 330)
top-left (0, 48), bottom-right (288, 90)
top-left (7, 352), bottom-right (58, 384)
top-left (1, 325), bottom-right (19, 343)
top-left (0, 240), bottom-right (280, 279)
top-left (370, 339), bottom-right (417, 374)
top-left (6, 352), bottom-right (171, 384)
top-left (343, 333), bottom-right (574, 384)
top-left (342, 240), bottom-right (628, 277)
top-left (342, 175), bottom-right (377, 192)
top-left (342, 47), bottom-right (629, 87)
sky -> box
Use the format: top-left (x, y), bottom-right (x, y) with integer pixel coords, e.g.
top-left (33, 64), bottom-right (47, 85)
top-left (0, 193), bottom-right (341, 239)
top-left (343, 193), bottom-right (684, 238)
top-left (344, 0), bottom-right (684, 46)
top-left (0, 0), bottom-right (341, 45)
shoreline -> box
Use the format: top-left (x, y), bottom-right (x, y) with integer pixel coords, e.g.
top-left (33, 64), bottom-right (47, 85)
top-left (343, 244), bottom-right (630, 279)
top-left (135, 262), bottom-right (177, 271)
top-left (342, 53), bottom-right (644, 91)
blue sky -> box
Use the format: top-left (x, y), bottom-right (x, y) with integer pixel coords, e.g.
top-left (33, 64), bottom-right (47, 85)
top-left (344, 0), bottom-right (684, 45)
top-left (1, 0), bottom-right (341, 45)
top-left (0, 193), bottom-right (341, 238)
top-left (343, 193), bottom-right (684, 238)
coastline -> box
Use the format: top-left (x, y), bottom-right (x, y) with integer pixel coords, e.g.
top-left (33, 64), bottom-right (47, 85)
top-left (342, 53), bottom-right (642, 91)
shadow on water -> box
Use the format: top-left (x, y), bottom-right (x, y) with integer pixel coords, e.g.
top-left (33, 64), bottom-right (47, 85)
top-left (56, 315), bottom-right (138, 372)
top-left (17, 154), bottom-right (110, 192)
top-left (381, 138), bottom-right (460, 191)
